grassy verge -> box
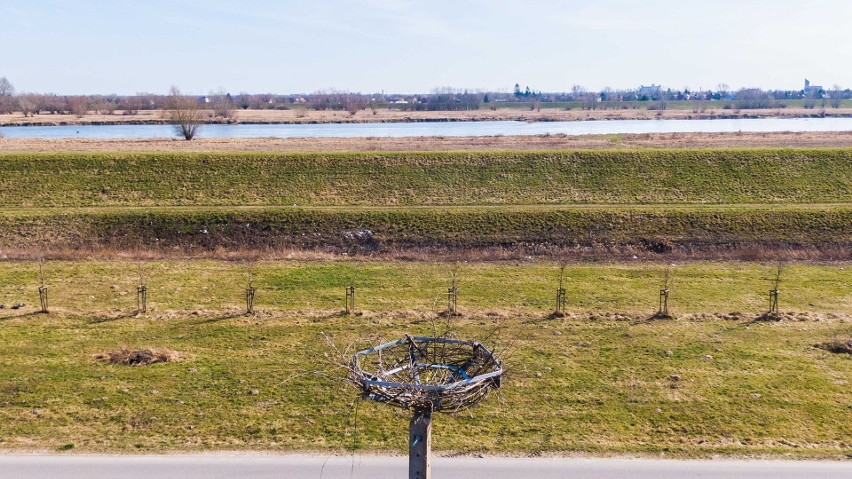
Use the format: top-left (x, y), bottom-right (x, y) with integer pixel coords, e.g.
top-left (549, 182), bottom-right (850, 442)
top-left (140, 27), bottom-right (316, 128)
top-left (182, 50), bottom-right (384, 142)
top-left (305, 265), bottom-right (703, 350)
top-left (1, 149), bottom-right (850, 207)
top-left (0, 261), bottom-right (849, 457)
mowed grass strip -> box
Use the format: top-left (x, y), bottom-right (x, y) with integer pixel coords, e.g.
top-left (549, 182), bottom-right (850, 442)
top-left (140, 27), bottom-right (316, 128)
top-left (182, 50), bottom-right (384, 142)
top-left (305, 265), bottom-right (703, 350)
top-left (0, 262), bottom-right (849, 457)
top-left (1, 149), bottom-right (850, 207)
top-left (1, 204), bottom-right (850, 251)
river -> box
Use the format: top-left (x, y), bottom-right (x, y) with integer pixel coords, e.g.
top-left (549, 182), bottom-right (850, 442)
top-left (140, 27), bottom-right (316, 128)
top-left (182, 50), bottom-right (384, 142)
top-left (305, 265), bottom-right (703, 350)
top-left (2, 117), bottom-right (852, 139)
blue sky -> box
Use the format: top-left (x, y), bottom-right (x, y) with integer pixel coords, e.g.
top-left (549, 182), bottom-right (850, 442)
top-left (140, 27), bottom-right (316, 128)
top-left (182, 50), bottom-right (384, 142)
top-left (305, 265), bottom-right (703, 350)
top-left (1, 0), bottom-right (850, 95)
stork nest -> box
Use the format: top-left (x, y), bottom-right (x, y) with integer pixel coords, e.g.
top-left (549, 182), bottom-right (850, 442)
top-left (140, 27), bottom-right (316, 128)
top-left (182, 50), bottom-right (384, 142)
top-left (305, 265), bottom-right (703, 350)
top-left (350, 335), bottom-right (503, 412)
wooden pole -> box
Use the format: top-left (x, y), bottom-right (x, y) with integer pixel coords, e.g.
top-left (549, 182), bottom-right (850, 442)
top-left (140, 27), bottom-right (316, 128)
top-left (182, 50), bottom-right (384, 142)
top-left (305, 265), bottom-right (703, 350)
top-left (409, 409), bottom-right (432, 479)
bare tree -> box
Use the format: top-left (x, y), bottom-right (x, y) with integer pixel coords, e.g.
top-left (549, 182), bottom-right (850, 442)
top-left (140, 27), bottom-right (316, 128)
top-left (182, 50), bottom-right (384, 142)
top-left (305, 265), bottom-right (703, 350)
top-left (582, 92), bottom-right (598, 110)
top-left (35, 94), bottom-right (64, 114)
top-left (95, 97), bottom-right (117, 115)
top-left (120, 96), bottom-right (143, 115)
top-left (66, 96), bottom-right (90, 117)
top-left (210, 87), bottom-right (235, 119)
top-left (17, 94), bottom-right (38, 117)
top-left (830, 85), bottom-right (843, 109)
top-left (166, 86), bottom-right (202, 140)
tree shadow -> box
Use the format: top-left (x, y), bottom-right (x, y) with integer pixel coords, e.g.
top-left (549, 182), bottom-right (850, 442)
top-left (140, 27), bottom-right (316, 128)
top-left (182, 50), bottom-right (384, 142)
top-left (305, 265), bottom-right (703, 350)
top-left (192, 311), bottom-right (249, 325)
top-left (519, 312), bottom-right (564, 325)
top-left (733, 312), bottom-right (784, 329)
top-left (311, 309), bottom-right (371, 321)
top-left (630, 312), bottom-right (676, 326)
top-left (88, 311), bottom-right (139, 324)
top-left (0, 311), bottom-right (47, 322)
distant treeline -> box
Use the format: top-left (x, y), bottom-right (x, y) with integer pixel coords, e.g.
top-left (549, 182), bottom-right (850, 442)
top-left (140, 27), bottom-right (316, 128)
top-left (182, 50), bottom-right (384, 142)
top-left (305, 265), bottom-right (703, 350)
top-left (0, 75), bottom-right (850, 116)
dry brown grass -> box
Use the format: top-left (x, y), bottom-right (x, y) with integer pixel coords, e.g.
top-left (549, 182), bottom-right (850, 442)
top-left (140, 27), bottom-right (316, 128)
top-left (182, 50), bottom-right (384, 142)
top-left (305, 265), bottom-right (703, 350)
top-left (94, 347), bottom-right (183, 366)
top-left (4, 131), bottom-right (852, 153)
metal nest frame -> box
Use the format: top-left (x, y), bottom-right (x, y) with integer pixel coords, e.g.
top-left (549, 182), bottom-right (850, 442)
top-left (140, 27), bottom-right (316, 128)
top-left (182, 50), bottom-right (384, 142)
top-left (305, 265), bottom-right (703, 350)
top-left (350, 335), bottom-right (503, 412)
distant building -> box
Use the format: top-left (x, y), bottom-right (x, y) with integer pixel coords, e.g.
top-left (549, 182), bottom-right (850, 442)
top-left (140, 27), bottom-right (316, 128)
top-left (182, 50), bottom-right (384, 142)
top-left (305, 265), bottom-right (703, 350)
top-left (804, 79), bottom-right (823, 98)
top-left (637, 84), bottom-right (661, 99)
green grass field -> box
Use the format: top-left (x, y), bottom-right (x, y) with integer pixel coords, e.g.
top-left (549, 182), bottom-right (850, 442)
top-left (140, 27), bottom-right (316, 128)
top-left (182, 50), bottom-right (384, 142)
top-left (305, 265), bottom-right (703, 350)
top-left (2, 145), bottom-right (850, 457)
top-left (0, 261), bottom-right (849, 457)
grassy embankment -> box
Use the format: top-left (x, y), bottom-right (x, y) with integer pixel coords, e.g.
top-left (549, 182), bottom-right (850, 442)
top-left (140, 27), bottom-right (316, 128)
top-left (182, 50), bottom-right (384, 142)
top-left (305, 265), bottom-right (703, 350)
top-left (0, 149), bottom-right (850, 255)
top-left (2, 150), bottom-right (850, 207)
top-left (0, 260), bottom-right (849, 457)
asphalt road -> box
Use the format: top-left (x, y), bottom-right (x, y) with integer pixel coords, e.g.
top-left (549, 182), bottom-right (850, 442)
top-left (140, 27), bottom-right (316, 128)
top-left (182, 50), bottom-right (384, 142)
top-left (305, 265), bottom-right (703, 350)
top-left (1, 455), bottom-right (849, 479)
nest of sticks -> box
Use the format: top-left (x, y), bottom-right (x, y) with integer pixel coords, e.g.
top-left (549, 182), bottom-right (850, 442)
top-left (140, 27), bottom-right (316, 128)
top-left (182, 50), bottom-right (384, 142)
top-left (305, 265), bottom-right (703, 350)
top-left (349, 335), bottom-right (502, 412)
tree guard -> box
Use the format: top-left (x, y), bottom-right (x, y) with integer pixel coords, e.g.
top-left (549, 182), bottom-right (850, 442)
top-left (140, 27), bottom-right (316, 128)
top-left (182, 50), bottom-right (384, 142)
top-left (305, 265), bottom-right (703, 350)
top-left (554, 264), bottom-right (567, 317)
top-left (350, 335), bottom-right (503, 479)
top-left (38, 261), bottom-right (48, 314)
top-left (769, 264), bottom-right (783, 314)
top-left (136, 267), bottom-right (148, 315)
top-left (345, 285), bottom-right (356, 314)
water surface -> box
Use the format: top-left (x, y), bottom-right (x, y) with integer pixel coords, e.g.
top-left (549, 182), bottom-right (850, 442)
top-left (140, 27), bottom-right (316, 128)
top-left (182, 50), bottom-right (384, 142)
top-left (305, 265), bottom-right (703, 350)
top-left (2, 117), bottom-right (852, 139)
